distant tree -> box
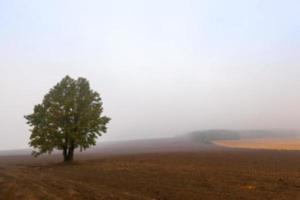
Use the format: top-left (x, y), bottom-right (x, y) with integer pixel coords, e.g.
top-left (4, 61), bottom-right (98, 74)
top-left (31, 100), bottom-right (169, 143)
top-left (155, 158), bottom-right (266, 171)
top-left (25, 75), bottom-right (110, 162)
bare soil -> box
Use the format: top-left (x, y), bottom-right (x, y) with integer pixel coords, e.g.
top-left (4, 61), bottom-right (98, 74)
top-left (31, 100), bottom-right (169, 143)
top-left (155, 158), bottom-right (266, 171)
top-left (1, 147), bottom-right (300, 200)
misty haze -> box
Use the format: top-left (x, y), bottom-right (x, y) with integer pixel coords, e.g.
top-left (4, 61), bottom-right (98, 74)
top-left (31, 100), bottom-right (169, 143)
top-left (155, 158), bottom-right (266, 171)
top-left (0, 0), bottom-right (300, 199)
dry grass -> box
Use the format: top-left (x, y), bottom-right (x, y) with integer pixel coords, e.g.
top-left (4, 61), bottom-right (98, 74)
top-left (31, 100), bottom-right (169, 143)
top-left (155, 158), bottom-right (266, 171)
top-left (213, 138), bottom-right (300, 150)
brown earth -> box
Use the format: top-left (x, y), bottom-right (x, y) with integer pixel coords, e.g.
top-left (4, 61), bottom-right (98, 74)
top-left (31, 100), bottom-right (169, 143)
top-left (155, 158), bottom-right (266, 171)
top-left (1, 145), bottom-right (300, 200)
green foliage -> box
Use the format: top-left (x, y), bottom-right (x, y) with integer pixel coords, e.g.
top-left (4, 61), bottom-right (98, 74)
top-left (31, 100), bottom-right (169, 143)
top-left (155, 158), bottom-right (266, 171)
top-left (25, 75), bottom-right (110, 160)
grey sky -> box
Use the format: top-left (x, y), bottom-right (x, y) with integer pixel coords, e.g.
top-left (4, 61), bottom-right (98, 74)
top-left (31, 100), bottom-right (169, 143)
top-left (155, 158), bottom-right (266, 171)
top-left (0, 0), bottom-right (299, 150)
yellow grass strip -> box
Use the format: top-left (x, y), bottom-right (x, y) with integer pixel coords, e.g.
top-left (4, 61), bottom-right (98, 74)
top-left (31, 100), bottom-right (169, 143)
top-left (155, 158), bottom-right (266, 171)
top-left (213, 138), bottom-right (300, 150)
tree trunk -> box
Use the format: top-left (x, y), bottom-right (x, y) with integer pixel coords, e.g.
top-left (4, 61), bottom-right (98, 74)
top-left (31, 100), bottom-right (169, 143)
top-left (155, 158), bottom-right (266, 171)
top-left (63, 147), bottom-right (74, 162)
top-left (63, 147), bottom-right (68, 162)
top-left (67, 147), bottom-right (74, 161)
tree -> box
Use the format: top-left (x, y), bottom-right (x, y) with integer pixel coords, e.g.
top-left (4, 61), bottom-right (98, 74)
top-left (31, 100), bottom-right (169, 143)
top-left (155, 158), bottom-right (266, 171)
top-left (25, 75), bottom-right (110, 162)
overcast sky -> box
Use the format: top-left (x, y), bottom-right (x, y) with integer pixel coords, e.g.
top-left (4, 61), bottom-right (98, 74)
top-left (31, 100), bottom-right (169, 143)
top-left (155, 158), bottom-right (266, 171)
top-left (0, 0), bottom-right (299, 150)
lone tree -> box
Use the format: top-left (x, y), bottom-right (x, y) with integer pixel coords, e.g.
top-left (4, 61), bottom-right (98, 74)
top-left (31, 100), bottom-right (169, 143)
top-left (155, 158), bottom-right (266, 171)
top-left (25, 76), bottom-right (110, 162)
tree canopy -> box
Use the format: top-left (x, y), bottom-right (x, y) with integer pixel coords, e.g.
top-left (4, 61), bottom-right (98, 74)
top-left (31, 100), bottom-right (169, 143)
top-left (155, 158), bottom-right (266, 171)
top-left (25, 75), bottom-right (110, 161)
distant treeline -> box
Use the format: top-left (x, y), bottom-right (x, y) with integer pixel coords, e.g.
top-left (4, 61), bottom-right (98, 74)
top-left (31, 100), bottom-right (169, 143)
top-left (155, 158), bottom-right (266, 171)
top-left (187, 130), bottom-right (240, 144)
top-left (184, 129), bottom-right (300, 144)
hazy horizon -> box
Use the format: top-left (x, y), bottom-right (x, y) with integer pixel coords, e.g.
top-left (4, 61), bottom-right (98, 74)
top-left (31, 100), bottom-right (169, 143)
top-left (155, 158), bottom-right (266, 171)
top-left (0, 0), bottom-right (299, 150)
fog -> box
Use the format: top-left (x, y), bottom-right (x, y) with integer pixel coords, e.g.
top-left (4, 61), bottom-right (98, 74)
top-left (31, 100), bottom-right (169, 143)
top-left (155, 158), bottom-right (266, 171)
top-left (0, 0), bottom-right (299, 150)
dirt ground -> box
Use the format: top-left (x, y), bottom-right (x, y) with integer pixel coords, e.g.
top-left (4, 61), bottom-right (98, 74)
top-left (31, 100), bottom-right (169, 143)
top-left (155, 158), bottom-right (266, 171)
top-left (0, 150), bottom-right (300, 200)
top-left (1, 148), bottom-right (300, 200)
